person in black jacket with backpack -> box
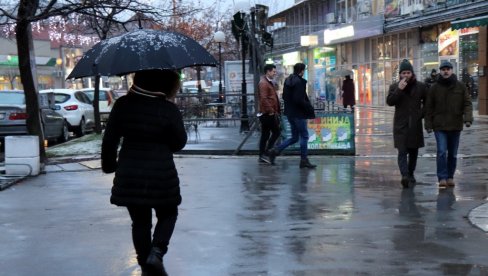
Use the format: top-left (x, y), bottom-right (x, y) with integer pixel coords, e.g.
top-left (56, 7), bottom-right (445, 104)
top-left (268, 63), bottom-right (316, 168)
top-left (102, 69), bottom-right (187, 276)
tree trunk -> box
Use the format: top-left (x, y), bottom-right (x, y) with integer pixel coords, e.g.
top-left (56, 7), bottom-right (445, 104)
top-left (16, 0), bottom-right (46, 163)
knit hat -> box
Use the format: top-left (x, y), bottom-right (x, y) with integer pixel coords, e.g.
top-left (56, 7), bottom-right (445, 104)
top-left (439, 60), bottom-right (453, 69)
top-left (399, 59), bottom-right (413, 73)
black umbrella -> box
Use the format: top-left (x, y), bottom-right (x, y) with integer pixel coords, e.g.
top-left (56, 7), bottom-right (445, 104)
top-left (67, 29), bottom-right (218, 79)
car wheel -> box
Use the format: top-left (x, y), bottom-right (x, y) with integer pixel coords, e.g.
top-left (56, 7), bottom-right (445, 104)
top-left (75, 118), bottom-right (86, 137)
top-left (57, 120), bottom-right (70, 143)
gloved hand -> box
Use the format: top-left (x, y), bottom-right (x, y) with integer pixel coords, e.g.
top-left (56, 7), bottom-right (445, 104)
top-left (465, 122), bottom-right (472, 127)
top-left (426, 129), bottom-right (433, 133)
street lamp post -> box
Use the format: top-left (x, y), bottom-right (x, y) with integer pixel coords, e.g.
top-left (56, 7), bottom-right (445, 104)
top-left (233, 1), bottom-right (250, 132)
top-left (214, 31), bottom-right (226, 127)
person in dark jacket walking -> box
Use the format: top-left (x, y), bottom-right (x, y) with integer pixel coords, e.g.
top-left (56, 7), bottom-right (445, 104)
top-left (258, 64), bottom-right (281, 163)
top-left (386, 59), bottom-right (427, 188)
top-left (341, 75), bottom-right (355, 111)
top-left (268, 63), bottom-right (316, 168)
top-left (424, 69), bottom-right (438, 89)
top-left (425, 61), bottom-right (473, 188)
top-left (102, 69), bottom-right (187, 276)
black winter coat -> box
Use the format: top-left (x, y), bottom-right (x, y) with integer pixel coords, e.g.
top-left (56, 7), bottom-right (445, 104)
top-left (386, 79), bottom-right (427, 150)
top-left (282, 74), bottom-right (315, 119)
top-left (101, 92), bottom-right (187, 207)
top-left (425, 74), bottom-right (473, 131)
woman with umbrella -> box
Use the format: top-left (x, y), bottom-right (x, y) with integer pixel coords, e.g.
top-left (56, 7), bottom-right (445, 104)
top-left (102, 69), bottom-right (187, 276)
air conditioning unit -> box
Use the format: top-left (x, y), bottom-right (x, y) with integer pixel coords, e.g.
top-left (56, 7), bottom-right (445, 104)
top-left (326, 13), bottom-right (336, 23)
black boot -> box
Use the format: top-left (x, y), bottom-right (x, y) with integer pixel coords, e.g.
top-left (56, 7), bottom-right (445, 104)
top-left (408, 173), bottom-right (416, 184)
top-left (299, 158), bottom-right (316, 169)
top-left (267, 149), bottom-right (278, 165)
top-left (401, 176), bottom-right (410, 189)
top-left (146, 247), bottom-right (168, 276)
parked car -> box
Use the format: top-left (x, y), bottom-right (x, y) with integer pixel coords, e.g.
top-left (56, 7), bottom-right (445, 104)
top-left (182, 80), bottom-right (209, 92)
top-left (114, 89), bottom-right (128, 98)
top-left (39, 89), bottom-right (95, 137)
top-left (0, 90), bottom-right (69, 147)
top-left (79, 88), bottom-right (119, 122)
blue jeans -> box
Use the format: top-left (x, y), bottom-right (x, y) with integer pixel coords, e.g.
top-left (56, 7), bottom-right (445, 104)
top-left (434, 130), bottom-right (461, 181)
top-left (276, 117), bottom-right (309, 159)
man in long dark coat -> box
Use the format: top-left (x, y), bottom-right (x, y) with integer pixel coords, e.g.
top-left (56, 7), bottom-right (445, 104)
top-left (387, 59), bottom-right (428, 189)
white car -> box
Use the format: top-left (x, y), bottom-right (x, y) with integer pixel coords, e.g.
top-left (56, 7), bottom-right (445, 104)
top-left (79, 88), bottom-right (119, 123)
top-left (39, 89), bottom-right (95, 137)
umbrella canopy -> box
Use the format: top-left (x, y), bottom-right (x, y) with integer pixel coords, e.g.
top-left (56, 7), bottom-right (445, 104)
top-left (67, 29), bottom-right (218, 79)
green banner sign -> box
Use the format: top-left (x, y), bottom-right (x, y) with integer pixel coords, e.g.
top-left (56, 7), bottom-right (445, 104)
top-left (280, 112), bottom-right (355, 155)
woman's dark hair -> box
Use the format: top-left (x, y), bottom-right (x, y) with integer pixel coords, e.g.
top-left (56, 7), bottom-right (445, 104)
top-left (293, 63), bottom-right (306, 75)
top-left (133, 69), bottom-right (181, 98)
top-left (263, 64), bottom-right (276, 74)
top-left (345, 75), bottom-right (351, 80)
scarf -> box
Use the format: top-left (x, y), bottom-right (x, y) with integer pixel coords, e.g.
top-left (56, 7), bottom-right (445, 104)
top-left (129, 84), bottom-right (167, 98)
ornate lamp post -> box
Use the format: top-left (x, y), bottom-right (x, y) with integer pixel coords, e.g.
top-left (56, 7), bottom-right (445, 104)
top-left (233, 1), bottom-right (250, 132)
top-left (213, 30), bottom-right (226, 126)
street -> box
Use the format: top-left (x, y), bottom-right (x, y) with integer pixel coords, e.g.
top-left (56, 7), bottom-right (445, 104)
top-left (1, 107), bottom-right (488, 275)
top-left (1, 150), bottom-right (488, 275)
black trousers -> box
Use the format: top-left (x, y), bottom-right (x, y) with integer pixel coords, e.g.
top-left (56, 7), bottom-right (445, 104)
top-left (259, 114), bottom-right (281, 155)
top-left (127, 206), bottom-right (178, 267)
top-left (397, 148), bottom-right (419, 177)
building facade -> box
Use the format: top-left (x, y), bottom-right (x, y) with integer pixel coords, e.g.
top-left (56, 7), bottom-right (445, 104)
top-left (267, 0), bottom-right (488, 114)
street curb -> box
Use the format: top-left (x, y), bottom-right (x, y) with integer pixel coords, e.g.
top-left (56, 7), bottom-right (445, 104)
top-left (0, 175), bottom-right (27, 191)
top-left (468, 202), bottom-right (488, 232)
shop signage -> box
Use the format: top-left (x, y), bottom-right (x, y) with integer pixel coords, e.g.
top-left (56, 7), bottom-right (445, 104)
top-left (280, 112), bottom-right (355, 154)
top-left (324, 25), bottom-right (355, 45)
top-left (438, 28), bottom-right (458, 56)
top-left (282, 51), bottom-right (301, 66)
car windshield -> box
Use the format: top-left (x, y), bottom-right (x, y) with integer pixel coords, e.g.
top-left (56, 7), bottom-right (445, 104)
top-left (53, 93), bottom-right (70, 104)
top-left (83, 90), bottom-right (108, 101)
top-left (0, 92), bottom-right (25, 105)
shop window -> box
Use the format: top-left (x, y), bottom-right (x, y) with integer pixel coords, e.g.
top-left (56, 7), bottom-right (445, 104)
top-left (364, 39), bottom-right (371, 61)
top-left (384, 36), bottom-right (392, 60)
top-left (372, 39), bottom-right (378, 60)
top-left (399, 33), bottom-right (407, 58)
top-left (407, 32), bottom-right (416, 60)
top-left (391, 34), bottom-right (398, 59)
top-left (358, 64), bottom-right (371, 105)
top-left (372, 62), bottom-right (384, 106)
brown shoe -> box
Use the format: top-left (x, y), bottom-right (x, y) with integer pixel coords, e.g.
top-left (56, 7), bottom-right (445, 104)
top-left (438, 179), bottom-right (447, 188)
top-left (447, 178), bottom-right (455, 187)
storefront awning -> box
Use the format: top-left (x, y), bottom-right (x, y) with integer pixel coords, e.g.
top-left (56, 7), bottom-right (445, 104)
top-left (451, 15), bottom-right (488, 30)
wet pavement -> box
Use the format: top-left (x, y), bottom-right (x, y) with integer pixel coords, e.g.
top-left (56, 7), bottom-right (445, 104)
top-left (1, 107), bottom-right (488, 275)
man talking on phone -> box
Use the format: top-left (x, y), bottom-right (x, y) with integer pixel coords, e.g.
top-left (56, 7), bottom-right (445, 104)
top-left (387, 59), bottom-right (428, 189)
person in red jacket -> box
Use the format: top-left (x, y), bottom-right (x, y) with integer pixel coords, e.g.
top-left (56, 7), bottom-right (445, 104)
top-left (258, 64), bottom-right (281, 163)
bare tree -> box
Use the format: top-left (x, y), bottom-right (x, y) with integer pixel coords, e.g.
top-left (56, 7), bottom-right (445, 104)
top-left (0, 0), bottom-right (168, 162)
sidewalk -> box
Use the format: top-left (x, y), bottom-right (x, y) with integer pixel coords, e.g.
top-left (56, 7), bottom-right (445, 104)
top-left (1, 107), bottom-right (488, 274)
top-left (1, 155), bottom-right (488, 275)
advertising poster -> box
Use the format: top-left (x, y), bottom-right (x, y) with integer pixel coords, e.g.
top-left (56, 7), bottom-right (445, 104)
top-left (438, 28), bottom-right (458, 57)
top-left (384, 0), bottom-right (399, 18)
top-left (280, 112), bottom-right (355, 155)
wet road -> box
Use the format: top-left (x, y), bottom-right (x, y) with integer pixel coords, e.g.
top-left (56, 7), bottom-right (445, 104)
top-left (1, 153), bottom-right (488, 275)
